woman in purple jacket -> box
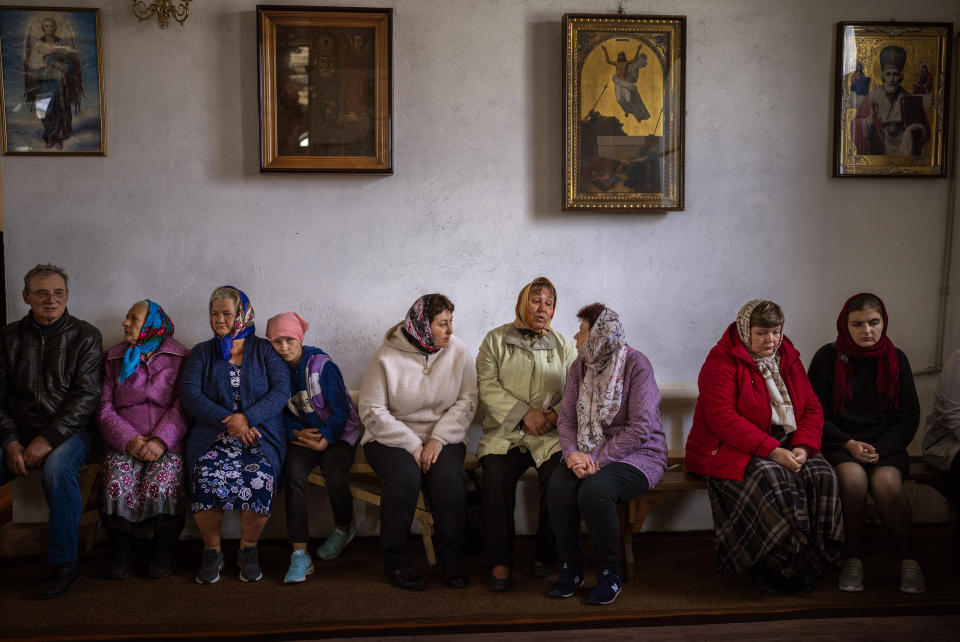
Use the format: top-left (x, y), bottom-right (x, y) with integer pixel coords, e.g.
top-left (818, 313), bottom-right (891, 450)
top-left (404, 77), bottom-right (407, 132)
top-left (98, 300), bottom-right (188, 580)
top-left (548, 303), bottom-right (667, 605)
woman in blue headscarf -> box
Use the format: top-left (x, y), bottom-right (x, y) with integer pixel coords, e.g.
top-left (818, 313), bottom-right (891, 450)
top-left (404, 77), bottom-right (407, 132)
top-left (98, 300), bottom-right (188, 580)
top-left (182, 286), bottom-right (290, 585)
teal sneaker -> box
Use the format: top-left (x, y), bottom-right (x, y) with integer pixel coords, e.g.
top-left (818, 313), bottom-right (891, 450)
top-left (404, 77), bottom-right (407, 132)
top-left (283, 549), bottom-right (314, 584)
top-left (316, 524), bottom-right (355, 560)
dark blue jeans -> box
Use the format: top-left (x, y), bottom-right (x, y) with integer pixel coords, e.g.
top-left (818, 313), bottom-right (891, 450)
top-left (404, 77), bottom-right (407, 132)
top-left (0, 433), bottom-right (89, 564)
top-left (548, 461), bottom-right (648, 574)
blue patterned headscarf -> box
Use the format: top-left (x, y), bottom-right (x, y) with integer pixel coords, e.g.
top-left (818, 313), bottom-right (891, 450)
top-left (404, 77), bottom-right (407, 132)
top-left (215, 286), bottom-right (256, 361)
top-left (119, 300), bottom-right (175, 383)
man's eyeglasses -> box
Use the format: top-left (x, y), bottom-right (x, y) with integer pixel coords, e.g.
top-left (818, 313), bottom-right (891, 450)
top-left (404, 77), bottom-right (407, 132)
top-left (29, 289), bottom-right (67, 301)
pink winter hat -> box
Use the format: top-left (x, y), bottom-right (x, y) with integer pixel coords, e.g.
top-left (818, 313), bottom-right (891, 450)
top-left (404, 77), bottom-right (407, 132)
top-left (265, 312), bottom-right (309, 343)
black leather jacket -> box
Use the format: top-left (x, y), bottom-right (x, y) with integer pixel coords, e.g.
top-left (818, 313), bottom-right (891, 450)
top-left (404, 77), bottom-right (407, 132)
top-left (0, 310), bottom-right (103, 448)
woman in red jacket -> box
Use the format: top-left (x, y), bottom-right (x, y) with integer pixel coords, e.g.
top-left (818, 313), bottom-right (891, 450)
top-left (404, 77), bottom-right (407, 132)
top-left (685, 299), bottom-right (843, 594)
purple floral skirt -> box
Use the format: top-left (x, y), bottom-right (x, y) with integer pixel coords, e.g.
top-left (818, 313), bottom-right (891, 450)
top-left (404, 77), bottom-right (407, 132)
top-left (101, 450), bottom-right (185, 523)
top-left (190, 433), bottom-right (275, 515)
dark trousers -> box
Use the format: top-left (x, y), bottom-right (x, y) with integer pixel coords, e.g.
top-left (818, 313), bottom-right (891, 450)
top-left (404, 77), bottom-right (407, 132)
top-left (284, 440), bottom-right (356, 543)
top-left (480, 448), bottom-right (561, 568)
top-left (548, 461), bottom-right (649, 574)
top-left (364, 440), bottom-right (466, 571)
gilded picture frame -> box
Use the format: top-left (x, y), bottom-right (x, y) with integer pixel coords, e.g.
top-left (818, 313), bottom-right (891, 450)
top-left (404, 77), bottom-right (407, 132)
top-left (257, 5), bottom-right (392, 173)
top-left (0, 6), bottom-right (105, 155)
top-left (833, 22), bottom-right (953, 178)
top-left (563, 14), bottom-right (685, 211)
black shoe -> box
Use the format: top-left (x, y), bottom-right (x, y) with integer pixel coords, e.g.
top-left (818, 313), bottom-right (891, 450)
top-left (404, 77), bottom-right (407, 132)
top-left (530, 561), bottom-right (555, 579)
top-left (387, 567), bottom-right (427, 591)
top-left (106, 543), bottom-right (133, 580)
top-left (149, 522), bottom-right (181, 579)
top-left (748, 565), bottom-right (785, 596)
top-left (489, 573), bottom-right (511, 592)
top-left (443, 559), bottom-right (468, 589)
top-left (787, 572), bottom-right (817, 594)
top-left (38, 562), bottom-right (79, 599)
top-left (148, 547), bottom-right (174, 579)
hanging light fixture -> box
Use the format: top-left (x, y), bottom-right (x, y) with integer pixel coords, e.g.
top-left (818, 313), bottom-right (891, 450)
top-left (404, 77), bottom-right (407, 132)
top-left (132, 0), bottom-right (191, 28)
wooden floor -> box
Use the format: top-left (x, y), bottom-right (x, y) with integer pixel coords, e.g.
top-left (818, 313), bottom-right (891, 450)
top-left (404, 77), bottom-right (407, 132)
top-left (325, 615), bottom-right (960, 641)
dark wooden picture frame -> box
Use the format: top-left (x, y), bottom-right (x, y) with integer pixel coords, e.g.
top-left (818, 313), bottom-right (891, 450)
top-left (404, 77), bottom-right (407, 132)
top-left (257, 5), bottom-right (392, 173)
top-left (833, 22), bottom-right (952, 178)
top-left (563, 14), bottom-right (685, 211)
top-left (0, 6), bottom-right (105, 155)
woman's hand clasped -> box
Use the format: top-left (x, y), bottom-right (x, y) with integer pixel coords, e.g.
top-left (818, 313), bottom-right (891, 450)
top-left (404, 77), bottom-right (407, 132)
top-left (418, 438), bottom-right (444, 472)
top-left (769, 446), bottom-right (804, 473)
top-left (223, 413), bottom-right (261, 446)
top-left (565, 452), bottom-right (599, 478)
top-left (521, 408), bottom-right (554, 436)
top-left (845, 439), bottom-right (879, 464)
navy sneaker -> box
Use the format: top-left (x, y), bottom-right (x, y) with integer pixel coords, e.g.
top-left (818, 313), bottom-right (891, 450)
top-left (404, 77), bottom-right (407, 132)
top-left (587, 569), bottom-right (622, 605)
top-left (548, 563), bottom-right (584, 598)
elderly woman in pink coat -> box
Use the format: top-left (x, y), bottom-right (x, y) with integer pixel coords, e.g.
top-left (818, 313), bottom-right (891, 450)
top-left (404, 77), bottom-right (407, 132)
top-left (97, 300), bottom-right (189, 580)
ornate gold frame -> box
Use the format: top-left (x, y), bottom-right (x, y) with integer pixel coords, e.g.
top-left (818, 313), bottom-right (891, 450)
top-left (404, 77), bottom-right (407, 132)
top-left (833, 22), bottom-right (953, 178)
top-left (563, 14), bottom-right (685, 211)
top-left (257, 6), bottom-right (392, 173)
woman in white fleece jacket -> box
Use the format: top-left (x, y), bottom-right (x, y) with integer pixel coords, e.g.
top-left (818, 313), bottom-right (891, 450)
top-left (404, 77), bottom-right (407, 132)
top-left (359, 293), bottom-right (478, 591)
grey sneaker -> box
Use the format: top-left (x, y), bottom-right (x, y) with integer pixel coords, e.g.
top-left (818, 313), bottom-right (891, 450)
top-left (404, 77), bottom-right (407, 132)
top-left (899, 559), bottom-right (925, 594)
top-left (196, 548), bottom-right (224, 585)
top-left (316, 524), bottom-right (356, 560)
top-left (237, 546), bottom-right (263, 582)
top-left (838, 557), bottom-right (863, 592)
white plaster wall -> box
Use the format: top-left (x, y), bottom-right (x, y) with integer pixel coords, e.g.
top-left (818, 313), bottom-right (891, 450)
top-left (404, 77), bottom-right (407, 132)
top-left (3, 1), bottom-right (960, 533)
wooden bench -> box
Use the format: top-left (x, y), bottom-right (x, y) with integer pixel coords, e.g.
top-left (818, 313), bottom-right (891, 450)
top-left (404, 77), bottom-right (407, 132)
top-left (0, 463), bottom-right (101, 556)
top-left (618, 455), bottom-right (957, 582)
top-left (308, 448), bottom-right (480, 567)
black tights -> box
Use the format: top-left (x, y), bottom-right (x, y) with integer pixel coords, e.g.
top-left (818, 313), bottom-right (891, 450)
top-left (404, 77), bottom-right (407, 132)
top-left (834, 462), bottom-right (914, 559)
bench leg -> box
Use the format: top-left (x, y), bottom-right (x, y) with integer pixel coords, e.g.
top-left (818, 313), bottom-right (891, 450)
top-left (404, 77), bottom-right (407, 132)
top-left (618, 502), bottom-right (634, 582)
top-left (420, 520), bottom-right (437, 567)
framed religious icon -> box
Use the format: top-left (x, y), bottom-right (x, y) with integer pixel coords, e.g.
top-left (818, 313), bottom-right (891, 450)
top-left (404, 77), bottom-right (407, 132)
top-left (0, 7), bottom-right (104, 155)
top-left (833, 22), bottom-right (952, 177)
top-left (257, 6), bottom-right (392, 173)
top-left (563, 14), bottom-right (685, 211)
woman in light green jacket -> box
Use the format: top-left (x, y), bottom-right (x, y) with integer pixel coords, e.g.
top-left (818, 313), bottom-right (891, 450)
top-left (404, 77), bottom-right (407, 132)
top-left (477, 277), bottom-right (578, 591)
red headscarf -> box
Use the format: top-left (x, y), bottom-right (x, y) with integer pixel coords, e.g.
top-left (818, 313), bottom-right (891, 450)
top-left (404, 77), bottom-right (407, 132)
top-left (833, 292), bottom-right (899, 413)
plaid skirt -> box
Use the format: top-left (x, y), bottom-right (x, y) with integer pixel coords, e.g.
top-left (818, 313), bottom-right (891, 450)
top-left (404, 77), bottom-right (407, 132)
top-left (706, 454), bottom-right (844, 577)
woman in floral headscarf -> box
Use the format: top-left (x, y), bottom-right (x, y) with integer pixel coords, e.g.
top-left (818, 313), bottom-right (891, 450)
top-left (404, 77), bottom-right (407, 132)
top-left (808, 293), bottom-right (923, 593)
top-left (685, 299), bottom-right (843, 596)
top-left (547, 304), bottom-right (666, 605)
top-left (182, 286), bottom-right (289, 585)
top-left (359, 293), bottom-right (478, 591)
top-left (98, 300), bottom-right (188, 580)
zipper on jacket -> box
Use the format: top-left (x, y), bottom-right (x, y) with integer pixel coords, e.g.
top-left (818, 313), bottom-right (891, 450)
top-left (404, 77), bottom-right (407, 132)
top-left (422, 354), bottom-right (431, 375)
top-left (711, 441), bottom-right (722, 456)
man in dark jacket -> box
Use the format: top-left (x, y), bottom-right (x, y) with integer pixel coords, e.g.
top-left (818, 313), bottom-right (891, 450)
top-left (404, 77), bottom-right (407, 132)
top-left (0, 264), bottom-right (103, 598)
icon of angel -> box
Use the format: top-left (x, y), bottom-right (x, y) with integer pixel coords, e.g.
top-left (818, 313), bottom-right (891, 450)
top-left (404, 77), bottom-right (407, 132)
top-left (22, 14), bottom-right (83, 150)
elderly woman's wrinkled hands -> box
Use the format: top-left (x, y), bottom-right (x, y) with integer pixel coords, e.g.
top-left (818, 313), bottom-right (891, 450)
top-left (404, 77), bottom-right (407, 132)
top-left (566, 452), bottom-right (598, 478)
top-left (769, 447), bottom-right (803, 473)
top-left (140, 438), bottom-right (168, 462)
top-left (521, 409), bottom-right (552, 436)
top-left (845, 439), bottom-right (879, 464)
top-left (292, 428), bottom-right (328, 452)
top-left (419, 438), bottom-right (443, 472)
top-left (126, 435), bottom-right (148, 460)
top-left (790, 446), bottom-right (809, 467)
